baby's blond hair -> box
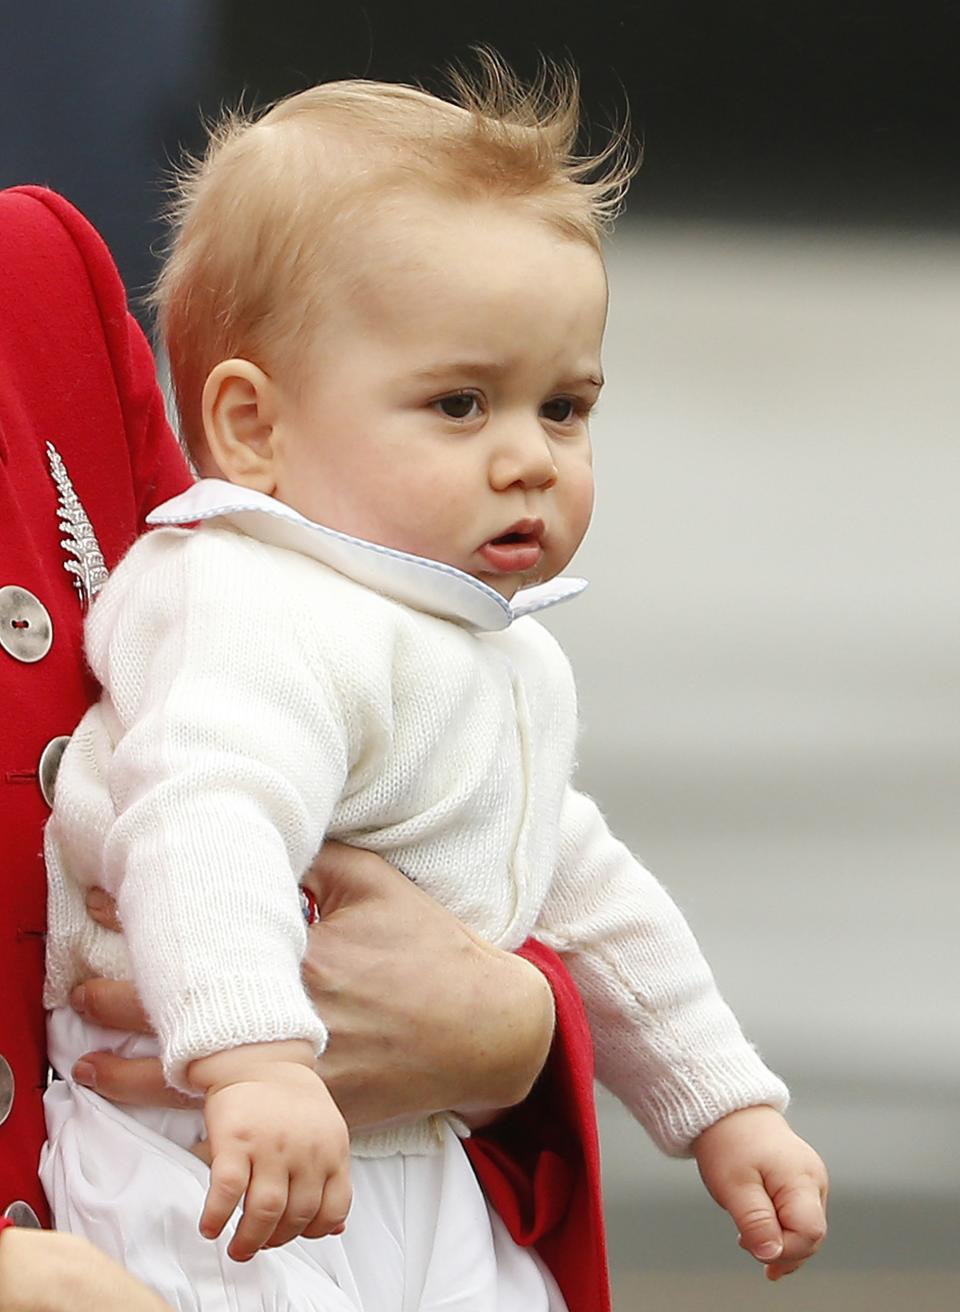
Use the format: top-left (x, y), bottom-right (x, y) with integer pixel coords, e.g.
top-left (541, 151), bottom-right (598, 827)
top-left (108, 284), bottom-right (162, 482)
top-left (153, 52), bottom-right (635, 456)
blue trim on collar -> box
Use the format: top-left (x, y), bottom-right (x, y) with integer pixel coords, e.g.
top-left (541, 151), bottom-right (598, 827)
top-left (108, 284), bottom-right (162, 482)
top-left (147, 480), bottom-right (587, 632)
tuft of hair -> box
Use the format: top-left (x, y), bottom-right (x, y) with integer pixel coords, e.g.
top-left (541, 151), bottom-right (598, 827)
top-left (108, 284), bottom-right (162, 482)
top-left (443, 48), bottom-right (635, 236)
top-left (152, 49), bottom-right (637, 457)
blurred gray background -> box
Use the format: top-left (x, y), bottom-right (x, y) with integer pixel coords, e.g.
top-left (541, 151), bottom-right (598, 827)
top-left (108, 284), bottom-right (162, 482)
top-left (3, 3), bottom-right (957, 1307)
top-left (545, 221), bottom-right (960, 1309)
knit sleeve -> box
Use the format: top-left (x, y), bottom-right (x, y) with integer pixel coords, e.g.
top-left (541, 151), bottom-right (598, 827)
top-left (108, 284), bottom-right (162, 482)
top-left (85, 528), bottom-right (350, 1090)
top-left (535, 787), bottom-right (789, 1157)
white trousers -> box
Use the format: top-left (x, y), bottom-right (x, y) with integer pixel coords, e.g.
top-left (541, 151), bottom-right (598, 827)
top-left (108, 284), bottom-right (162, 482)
top-left (41, 1010), bottom-right (567, 1312)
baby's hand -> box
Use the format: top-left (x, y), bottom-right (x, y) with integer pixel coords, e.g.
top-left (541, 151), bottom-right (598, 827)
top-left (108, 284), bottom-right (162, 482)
top-left (188, 1041), bottom-right (351, 1262)
top-left (692, 1104), bottom-right (828, 1281)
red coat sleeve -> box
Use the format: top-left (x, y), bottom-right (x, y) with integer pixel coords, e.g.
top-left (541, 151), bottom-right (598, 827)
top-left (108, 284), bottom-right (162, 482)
top-left (465, 940), bottom-right (611, 1312)
top-left (5, 185), bottom-right (191, 533)
top-left (0, 186), bottom-right (190, 1224)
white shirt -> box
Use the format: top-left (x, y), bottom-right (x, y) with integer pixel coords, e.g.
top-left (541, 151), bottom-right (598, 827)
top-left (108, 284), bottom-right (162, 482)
top-left (45, 481), bottom-right (787, 1158)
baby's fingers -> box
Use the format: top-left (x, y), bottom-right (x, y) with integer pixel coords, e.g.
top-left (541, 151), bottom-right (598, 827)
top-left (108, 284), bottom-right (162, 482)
top-left (750, 1178), bottom-right (828, 1279)
top-left (750, 1228), bottom-right (813, 1282)
top-left (262, 1172), bottom-right (328, 1249)
top-left (303, 1165), bottom-right (352, 1239)
top-left (728, 1182), bottom-right (785, 1266)
top-left (200, 1150), bottom-right (251, 1242)
top-left (764, 1228), bottom-right (822, 1282)
top-left (766, 1258), bottom-right (804, 1282)
top-left (228, 1165), bottom-right (288, 1262)
top-left (773, 1180), bottom-right (829, 1263)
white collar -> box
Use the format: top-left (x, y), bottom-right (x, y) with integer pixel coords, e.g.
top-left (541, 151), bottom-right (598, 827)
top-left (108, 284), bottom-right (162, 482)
top-left (147, 479), bottom-right (586, 633)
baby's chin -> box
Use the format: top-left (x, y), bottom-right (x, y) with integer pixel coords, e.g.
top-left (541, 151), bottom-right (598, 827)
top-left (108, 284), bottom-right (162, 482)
top-left (473, 566), bottom-right (558, 601)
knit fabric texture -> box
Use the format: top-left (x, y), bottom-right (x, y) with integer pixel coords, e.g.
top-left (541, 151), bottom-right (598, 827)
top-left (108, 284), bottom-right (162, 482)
top-left (45, 519), bottom-right (788, 1156)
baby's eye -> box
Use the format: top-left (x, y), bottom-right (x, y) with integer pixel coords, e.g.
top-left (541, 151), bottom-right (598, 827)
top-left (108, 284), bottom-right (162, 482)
top-left (434, 392), bottom-right (482, 421)
top-left (541, 397), bottom-right (578, 424)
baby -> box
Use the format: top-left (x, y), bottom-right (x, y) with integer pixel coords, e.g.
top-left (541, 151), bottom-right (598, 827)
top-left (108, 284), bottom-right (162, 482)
top-left (41, 58), bottom-right (827, 1311)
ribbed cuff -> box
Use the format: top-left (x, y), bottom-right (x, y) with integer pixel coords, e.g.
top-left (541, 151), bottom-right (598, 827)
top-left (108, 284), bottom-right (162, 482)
top-left (636, 1048), bottom-right (790, 1157)
top-left (158, 971), bottom-right (328, 1092)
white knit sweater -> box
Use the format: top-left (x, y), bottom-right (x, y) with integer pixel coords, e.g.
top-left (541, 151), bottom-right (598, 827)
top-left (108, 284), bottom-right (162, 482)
top-left (45, 482), bottom-right (788, 1158)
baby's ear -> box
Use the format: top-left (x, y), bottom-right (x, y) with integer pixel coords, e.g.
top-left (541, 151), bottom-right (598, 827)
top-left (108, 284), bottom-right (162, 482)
top-left (202, 359), bottom-right (279, 492)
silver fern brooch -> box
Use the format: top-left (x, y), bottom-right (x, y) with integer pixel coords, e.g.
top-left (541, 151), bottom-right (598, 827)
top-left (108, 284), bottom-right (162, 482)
top-left (46, 440), bottom-right (109, 611)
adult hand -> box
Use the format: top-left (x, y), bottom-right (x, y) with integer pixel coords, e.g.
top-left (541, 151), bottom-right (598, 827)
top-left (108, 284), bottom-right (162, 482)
top-left (693, 1104), bottom-right (829, 1281)
top-left (0, 1227), bottom-right (171, 1312)
top-left (68, 956), bottom-right (199, 1109)
top-left (302, 842), bottom-right (555, 1130)
top-left (74, 843), bottom-right (555, 1129)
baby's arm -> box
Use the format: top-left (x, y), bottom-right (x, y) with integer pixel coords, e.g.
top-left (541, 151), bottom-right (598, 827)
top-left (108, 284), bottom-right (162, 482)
top-left (58, 529), bottom-right (352, 1088)
top-left (536, 786), bottom-right (827, 1276)
top-left (44, 528), bottom-right (361, 1252)
top-left (72, 847), bottom-right (557, 1128)
top-left (189, 1040), bottom-right (350, 1262)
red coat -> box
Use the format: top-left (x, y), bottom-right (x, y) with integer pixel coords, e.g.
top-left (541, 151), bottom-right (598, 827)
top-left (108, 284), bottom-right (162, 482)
top-left (0, 184), bottom-right (192, 1226)
top-left (0, 186), bottom-right (609, 1309)
top-left (468, 941), bottom-right (611, 1312)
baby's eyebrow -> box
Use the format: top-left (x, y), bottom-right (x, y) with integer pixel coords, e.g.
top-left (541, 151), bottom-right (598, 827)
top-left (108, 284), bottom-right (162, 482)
top-left (411, 363), bottom-right (605, 390)
top-left (556, 372), bottom-right (604, 393)
top-left (411, 360), bottom-right (506, 382)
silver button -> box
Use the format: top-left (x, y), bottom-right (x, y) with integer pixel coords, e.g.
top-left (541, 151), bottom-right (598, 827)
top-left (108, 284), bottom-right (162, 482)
top-left (0, 1055), bottom-right (13, 1126)
top-left (0, 586), bottom-right (53, 663)
top-left (2, 1201), bottom-right (41, 1228)
top-left (38, 735), bottom-right (71, 807)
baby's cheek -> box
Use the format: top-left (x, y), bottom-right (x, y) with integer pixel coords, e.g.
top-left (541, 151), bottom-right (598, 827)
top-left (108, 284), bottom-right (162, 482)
top-left (549, 481), bottom-right (594, 579)
top-left (398, 507), bottom-right (465, 568)
top-left (569, 467), bottom-right (596, 542)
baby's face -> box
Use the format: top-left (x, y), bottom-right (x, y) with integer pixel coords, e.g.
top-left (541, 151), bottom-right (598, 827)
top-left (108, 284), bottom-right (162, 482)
top-left (269, 197), bottom-right (607, 599)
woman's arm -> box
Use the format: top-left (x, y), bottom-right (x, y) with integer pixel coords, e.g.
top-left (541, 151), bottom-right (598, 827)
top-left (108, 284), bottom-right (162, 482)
top-left (0, 1227), bottom-right (171, 1312)
top-left (71, 842), bottom-right (556, 1128)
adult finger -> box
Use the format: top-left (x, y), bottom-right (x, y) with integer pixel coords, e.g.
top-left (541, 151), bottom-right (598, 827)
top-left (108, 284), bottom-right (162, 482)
top-left (200, 1150), bottom-right (251, 1246)
top-left (72, 1052), bottom-right (201, 1109)
top-left (85, 886), bottom-right (123, 932)
top-left (71, 978), bottom-right (153, 1033)
top-left (728, 1183), bottom-right (785, 1265)
top-left (301, 840), bottom-right (401, 915)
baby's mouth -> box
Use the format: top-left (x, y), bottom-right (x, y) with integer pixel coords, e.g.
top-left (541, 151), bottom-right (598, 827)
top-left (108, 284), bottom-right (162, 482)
top-left (479, 521), bottom-right (544, 573)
